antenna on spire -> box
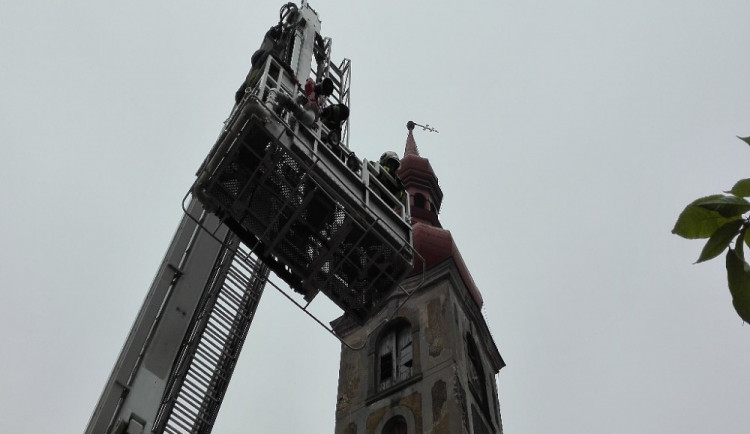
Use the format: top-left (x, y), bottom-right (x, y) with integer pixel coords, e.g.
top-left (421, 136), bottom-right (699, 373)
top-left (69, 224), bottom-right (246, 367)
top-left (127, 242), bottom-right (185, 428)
top-left (407, 120), bottom-right (439, 134)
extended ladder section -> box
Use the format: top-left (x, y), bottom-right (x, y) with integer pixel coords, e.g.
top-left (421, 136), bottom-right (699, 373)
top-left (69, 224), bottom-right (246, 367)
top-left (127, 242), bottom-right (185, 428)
top-left (193, 55), bottom-right (413, 324)
top-left (154, 240), bottom-right (269, 434)
top-left (85, 201), bottom-right (270, 434)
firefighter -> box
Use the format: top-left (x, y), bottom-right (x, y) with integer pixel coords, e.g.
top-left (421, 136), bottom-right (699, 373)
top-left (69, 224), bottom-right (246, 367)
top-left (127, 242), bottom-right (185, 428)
top-left (303, 77), bottom-right (334, 115)
top-left (234, 24), bottom-right (285, 105)
top-left (374, 151), bottom-right (405, 202)
top-left (275, 77), bottom-right (334, 127)
top-left (320, 103), bottom-right (349, 145)
top-left (320, 103), bottom-right (358, 172)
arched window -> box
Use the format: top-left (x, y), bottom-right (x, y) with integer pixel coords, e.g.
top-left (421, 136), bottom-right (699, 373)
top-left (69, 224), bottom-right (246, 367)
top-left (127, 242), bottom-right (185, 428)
top-left (413, 193), bottom-right (426, 209)
top-left (382, 415), bottom-right (408, 434)
top-left (466, 334), bottom-right (488, 409)
top-left (377, 322), bottom-right (413, 391)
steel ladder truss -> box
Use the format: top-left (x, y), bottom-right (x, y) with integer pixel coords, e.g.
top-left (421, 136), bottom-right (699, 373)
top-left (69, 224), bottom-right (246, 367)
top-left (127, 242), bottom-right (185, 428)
top-left (85, 201), bottom-right (270, 434)
top-left (154, 239), bottom-right (269, 434)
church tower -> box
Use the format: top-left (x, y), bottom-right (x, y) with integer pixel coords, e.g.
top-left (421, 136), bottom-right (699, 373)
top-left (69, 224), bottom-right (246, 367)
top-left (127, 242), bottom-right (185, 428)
top-left (332, 123), bottom-right (505, 434)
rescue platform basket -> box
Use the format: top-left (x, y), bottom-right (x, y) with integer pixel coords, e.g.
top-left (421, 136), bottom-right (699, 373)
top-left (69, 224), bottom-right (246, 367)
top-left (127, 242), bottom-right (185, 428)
top-left (193, 57), bottom-right (413, 323)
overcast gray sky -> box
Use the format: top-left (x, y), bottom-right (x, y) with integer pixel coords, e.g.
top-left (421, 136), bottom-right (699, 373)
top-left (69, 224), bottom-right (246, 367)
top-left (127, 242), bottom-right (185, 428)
top-left (2, 1), bottom-right (750, 433)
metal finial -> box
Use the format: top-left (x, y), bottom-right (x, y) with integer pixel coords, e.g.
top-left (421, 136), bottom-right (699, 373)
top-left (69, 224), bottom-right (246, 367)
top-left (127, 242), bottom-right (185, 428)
top-left (407, 120), bottom-right (439, 133)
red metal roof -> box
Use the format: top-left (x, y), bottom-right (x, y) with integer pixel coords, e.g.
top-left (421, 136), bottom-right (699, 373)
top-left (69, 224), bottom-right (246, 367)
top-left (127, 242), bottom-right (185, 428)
top-left (398, 124), bottom-right (484, 308)
top-left (411, 222), bottom-right (484, 308)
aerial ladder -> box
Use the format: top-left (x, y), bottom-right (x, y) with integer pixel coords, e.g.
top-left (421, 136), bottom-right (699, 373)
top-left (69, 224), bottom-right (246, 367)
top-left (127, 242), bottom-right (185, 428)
top-left (86, 2), bottom-right (413, 433)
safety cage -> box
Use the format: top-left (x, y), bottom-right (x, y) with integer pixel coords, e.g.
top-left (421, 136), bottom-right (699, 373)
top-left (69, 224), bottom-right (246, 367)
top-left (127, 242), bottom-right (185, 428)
top-left (192, 55), bottom-right (413, 323)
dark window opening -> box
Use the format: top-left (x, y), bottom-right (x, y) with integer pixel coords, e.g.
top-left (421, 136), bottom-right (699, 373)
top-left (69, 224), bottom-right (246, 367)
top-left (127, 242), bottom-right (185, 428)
top-left (382, 416), bottom-right (408, 434)
top-left (471, 405), bottom-right (491, 434)
top-left (467, 335), bottom-right (488, 411)
top-left (380, 353), bottom-right (393, 382)
top-left (413, 193), bottom-right (426, 209)
top-left (377, 322), bottom-right (413, 391)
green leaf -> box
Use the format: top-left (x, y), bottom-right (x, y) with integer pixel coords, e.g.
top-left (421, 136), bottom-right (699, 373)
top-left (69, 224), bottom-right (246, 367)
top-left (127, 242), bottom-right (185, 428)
top-left (738, 136), bottom-right (750, 147)
top-left (694, 194), bottom-right (750, 218)
top-left (673, 195), bottom-right (741, 239)
top-left (696, 220), bottom-right (744, 263)
top-left (726, 178), bottom-right (750, 197)
top-left (736, 225), bottom-right (748, 260)
top-left (725, 249), bottom-right (750, 323)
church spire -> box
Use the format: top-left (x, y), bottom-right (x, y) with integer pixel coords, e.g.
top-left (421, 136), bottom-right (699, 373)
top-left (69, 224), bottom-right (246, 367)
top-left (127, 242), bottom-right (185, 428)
top-left (397, 123), bottom-right (483, 308)
top-left (398, 122), bottom-right (443, 226)
top-left (405, 121), bottom-right (420, 157)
